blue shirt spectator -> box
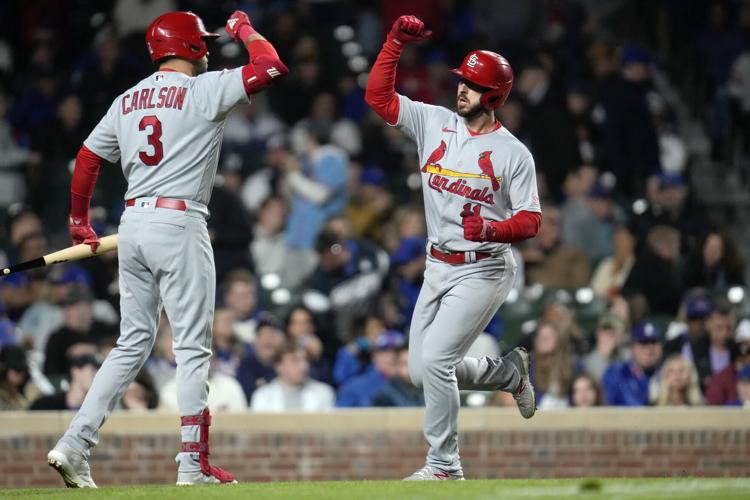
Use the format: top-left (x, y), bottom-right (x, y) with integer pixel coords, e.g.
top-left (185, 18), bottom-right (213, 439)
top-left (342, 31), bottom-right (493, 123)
top-left (603, 322), bottom-right (663, 406)
top-left (236, 315), bottom-right (286, 401)
top-left (337, 331), bottom-right (403, 407)
top-left (286, 122), bottom-right (347, 249)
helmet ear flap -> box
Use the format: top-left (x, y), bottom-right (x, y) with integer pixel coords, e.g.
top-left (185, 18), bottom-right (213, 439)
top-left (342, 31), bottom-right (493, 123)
top-left (480, 88), bottom-right (504, 110)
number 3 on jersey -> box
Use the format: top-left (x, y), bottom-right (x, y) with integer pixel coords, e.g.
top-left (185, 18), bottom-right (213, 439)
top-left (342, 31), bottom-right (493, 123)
top-left (139, 115), bottom-right (163, 166)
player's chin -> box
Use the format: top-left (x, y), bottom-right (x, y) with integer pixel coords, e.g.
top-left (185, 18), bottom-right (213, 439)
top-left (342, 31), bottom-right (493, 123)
top-left (457, 101), bottom-right (481, 118)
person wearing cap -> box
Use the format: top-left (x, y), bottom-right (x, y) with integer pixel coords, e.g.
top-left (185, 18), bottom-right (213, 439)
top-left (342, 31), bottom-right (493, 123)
top-left (0, 345), bottom-right (40, 410)
top-left (664, 295), bottom-right (712, 359)
top-left (336, 331), bottom-right (403, 407)
top-left (705, 318), bottom-right (750, 405)
top-left (236, 314), bottom-right (286, 402)
top-left (332, 314), bottom-right (387, 386)
top-left (282, 119), bottom-right (348, 251)
top-left (581, 314), bottom-right (628, 382)
top-left (390, 236), bottom-right (427, 328)
top-left (43, 285), bottom-right (115, 379)
top-left (602, 321), bottom-right (663, 406)
top-left (346, 164), bottom-right (393, 242)
top-left (373, 344), bottom-right (425, 407)
top-left (727, 365), bottom-right (750, 408)
top-left (31, 354), bottom-right (100, 411)
top-left (250, 341), bottom-right (334, 412)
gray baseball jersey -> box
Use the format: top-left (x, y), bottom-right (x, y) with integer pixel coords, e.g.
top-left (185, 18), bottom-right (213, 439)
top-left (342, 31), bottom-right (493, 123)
top-left (84, 68), bottom-right (248, 205)
top-left (59, 68), bottom-right (249, 465)
top-left (396, 93), bottom-right (538, 476)
top-left (397, 94), bottom-right (541, 253)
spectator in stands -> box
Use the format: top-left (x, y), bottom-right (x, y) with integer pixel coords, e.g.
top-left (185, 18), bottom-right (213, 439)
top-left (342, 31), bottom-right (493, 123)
top-left (30, 354), bottom-right (100, 410)
top-left (43, 286), bottom-right (113, 379)
top-left (0, 301), bottom-right (19, 348)
top-left (0, 345), bottom-right (39, 410)
top-left (145, 313), bottom-right (176, 390)
top-left (603, 322), bottom-right (663, 406)
top-left (291, 92), bottom-right (362, 158)
top-left (523, 205), bottom-right (591, 288)
top-left (389, 236), bottom-right (427, 329)
top-left (683, 231), bottom-right (745, 289)
top-left (211, 308), bottom-right (246, 379)
top-left (333, 314), bottom-right (387, 386)
top-left (250, 342), bottom-right (335, 412)
top-left (598, 46), bottom-right (660, 195)
top-left (0, 231), bottom-right (48, 321)
top-left (623, 225), bottom-right (682, 315)
top-left (569, 373), bottom-right (603, 407)
top-left (590, 222), bottom-right (636, 299)
top-left (285, 305), bottom-right (330, 383)
top-left (664, 295), bottom-right (712, 359)
top-left (373, 346), bottom-right (424, 407)
top-left (308, 228), bottom-right (389, 342)
top-left (728, 365), bottom-right (750, 408)
top-left (284, 120), bottom-right (348, 250)
top-left (160, 354), bottom-right (248, 412)
top-left (250, 195), bottom-right (289, 278)
top-left (346, 165), bottom-right (393, 243)
top-left (531, 322), bottom-right (576, 409)
top-left (582, 314), bottom-right (628, 381)
top-left (517, 57), bottom-right (580, 198)
top-left (0, 90), bottom-right (41, 211)
top-left (706, 319), bottom-right (750, 405)
top-left (337, 331), bottom-right (402, 407)
top-left (653, 355), bottom-right (704, 406)
top-left (692, 302), bottom-right (737, 390)
top-left (120, 370), bottom-right (158, 411)
top-left (237, 314), bottom-right (286, 401)
top-left (208, 177), bottom-right (254, 284)
top-left (221, 270), bottom-right (261, 343)
top-left (540, 299), bottom-right (589, 355)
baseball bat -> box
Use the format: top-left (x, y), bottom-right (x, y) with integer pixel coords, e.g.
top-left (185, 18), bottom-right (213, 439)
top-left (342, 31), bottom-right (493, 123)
top-left (1, 234), bottom-right (119, 277)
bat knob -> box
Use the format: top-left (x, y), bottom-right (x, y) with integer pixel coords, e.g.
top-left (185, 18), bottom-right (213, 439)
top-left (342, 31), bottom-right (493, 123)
top-left (2, 268), bottom-right (8, 275)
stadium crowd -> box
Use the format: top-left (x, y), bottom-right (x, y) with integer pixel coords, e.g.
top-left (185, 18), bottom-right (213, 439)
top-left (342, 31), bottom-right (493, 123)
top-left (1, 0), bottom-right (750, 413)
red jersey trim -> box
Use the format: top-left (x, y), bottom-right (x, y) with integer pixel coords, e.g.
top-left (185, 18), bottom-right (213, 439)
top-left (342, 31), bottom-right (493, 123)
top-left (467, 120), bottom-right (502, 136)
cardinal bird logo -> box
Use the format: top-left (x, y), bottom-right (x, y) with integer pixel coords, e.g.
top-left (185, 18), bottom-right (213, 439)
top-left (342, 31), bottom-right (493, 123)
top-left (422, 140), bottom-right (447, 172)
top-left (478, 151), bottom-right (500, 191)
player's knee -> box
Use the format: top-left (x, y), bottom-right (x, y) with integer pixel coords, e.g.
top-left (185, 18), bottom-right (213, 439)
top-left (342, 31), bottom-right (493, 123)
top-left (421, 351), bottom-right (452, 378)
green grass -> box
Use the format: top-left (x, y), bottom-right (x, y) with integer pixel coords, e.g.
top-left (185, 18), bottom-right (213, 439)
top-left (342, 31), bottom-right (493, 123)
top-left (3, 478), bottom-right (750, 500)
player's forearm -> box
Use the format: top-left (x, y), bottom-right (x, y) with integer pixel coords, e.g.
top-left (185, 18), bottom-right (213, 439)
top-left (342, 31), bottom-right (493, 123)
top-left (286, 170), bottom-right (332, 204)
top-left (238, 25), bottom-right (288, 95)
top-left (364, 39), bottom-right (402, 125)
top-left (485, 211), bottom-right (542, 243)
top-left (70, 145), bottom-right (103, 221)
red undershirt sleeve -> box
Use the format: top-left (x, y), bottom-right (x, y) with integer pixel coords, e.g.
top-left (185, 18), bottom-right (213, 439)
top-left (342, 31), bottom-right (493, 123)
top-left (486, 211), bottom-right (542, 243)
top-left (70, 145), bottom-right (104, 221)
top-left (364, 38), bottom-right (402, 125)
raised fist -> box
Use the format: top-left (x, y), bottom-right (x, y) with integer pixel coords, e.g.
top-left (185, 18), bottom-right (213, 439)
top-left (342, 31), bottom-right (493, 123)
top-left (461, 203), bottom-right (489, 242)
top-left (388, 15), bottom-right (432, 45)
top-left (70, 217), bottom-right (100, 252)
top-left (226, 10), bottom-right (252, 41)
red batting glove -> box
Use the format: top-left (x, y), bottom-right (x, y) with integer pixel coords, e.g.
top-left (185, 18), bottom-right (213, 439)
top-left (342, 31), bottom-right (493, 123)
top-left (70, 217), bottom-right (100, 252)
top-left (461, 203), bottom-right (490, 242)
top-left (226, 10), bottom-right (254, 41)
top-left (388, 15), bottom-right (432, 45)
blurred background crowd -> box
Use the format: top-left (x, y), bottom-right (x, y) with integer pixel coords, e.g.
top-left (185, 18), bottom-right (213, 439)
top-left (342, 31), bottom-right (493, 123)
top-left (1, 0), bottom-right (750, 413)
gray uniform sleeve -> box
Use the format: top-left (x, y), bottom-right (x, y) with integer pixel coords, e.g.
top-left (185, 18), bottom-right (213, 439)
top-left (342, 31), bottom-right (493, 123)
top-left (83, 99), bottom-right (121, 163)
top-left (509, 155), bottom-right (542, 214)
top-left (190, 67), bottom-right (249, 122)
top-left (396, 94), bottom-right (445, 150)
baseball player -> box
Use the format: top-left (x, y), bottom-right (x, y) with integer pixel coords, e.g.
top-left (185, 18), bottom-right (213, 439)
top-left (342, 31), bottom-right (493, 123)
top-left (366, 16), bottom-right (542, 480)
top-left (46, 11), bottom-right (287, 487)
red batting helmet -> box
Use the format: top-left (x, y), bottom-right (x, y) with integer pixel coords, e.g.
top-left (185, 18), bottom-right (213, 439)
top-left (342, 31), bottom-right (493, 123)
top-left (451, 50), bottom-right (514, 110)
top-left (145, 11), bottom-right (219, 63)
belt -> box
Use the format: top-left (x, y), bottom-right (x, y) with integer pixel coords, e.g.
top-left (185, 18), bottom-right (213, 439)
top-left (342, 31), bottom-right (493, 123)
top-left (430, 246), bottom-right (492, 265)
top-left (125, 197), bottom-right (187, 211)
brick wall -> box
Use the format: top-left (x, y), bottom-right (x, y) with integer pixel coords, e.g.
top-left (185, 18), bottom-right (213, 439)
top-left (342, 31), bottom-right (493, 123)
top-left (1, 408), bottom-right (749, 488)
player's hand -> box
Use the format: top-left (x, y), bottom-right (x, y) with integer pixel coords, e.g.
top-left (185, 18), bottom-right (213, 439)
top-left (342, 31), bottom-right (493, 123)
top-left (70, 218), bottom-right (100, 252)
top-left (226, 10), bottom-right (252, 41)
top-left (461, 203), bottom-right (489, 242)
top-left (388, 15), bottom-right (432, 45)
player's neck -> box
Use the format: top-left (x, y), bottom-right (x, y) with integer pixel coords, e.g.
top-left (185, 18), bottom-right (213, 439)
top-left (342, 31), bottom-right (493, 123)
top-left (464, 112), bottom-right (497, 135)
top-left (159, 59), bottom-right (197, 76)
